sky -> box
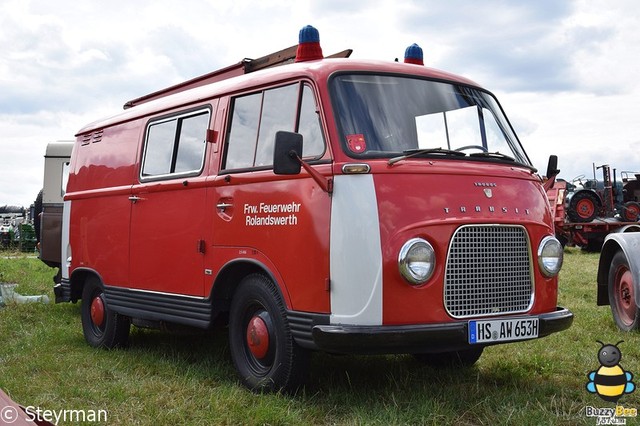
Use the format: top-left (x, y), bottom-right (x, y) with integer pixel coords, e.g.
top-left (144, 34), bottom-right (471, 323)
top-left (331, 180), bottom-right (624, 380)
top-left (1, 0), bottom-right (639, 207)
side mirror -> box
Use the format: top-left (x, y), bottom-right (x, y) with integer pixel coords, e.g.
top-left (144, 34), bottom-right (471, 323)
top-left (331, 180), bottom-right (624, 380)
top-left (546, 155), bottom-right (560, 179)
top-left (542, 155), bottom-right (560, 191)
top-left (273, 131), bottom-right (302, 175)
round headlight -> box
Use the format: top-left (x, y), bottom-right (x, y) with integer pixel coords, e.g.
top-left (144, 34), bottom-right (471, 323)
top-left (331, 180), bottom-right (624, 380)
top-left (398, 238), bottom-right (435, 285)
top-left (538, 236), bottom-right (563, 277)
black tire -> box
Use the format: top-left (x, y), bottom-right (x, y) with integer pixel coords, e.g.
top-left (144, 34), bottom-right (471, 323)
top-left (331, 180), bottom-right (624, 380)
top-left (568, 191), bottom-right (600, 223)
top-left (413, 347), bottom-right (484, 368)
top-left (608, 250), bottom-right (640, 331)
top-left (229, 274), bottom-right (310, 393)
top-left (584, 238), bottom-right (604, 253)
top-left (557, 234), bottom-right (568, 248)
top-left (81, 277), bottom-right (130, 348)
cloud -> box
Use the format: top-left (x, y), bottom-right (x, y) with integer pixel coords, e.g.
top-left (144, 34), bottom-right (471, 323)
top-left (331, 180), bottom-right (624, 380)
top-left (0, 4), bottom-right (123, 113)
top-left (392, 2), bottom-right (574, 92)
top-left (1, 0), bottom-right (640, 207)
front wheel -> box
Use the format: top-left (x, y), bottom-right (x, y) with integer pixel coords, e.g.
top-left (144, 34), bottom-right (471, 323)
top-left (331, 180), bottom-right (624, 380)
top-left (81, 277), bottom-right (130, 348)
top-left (608, 251), bottom-right (640, 331)
top-left (229, 274), bottom-right (310, 393)
top-left (622, 201), bottom-right (640, 222)
top-left (413, 347), bottom-right (484, 368)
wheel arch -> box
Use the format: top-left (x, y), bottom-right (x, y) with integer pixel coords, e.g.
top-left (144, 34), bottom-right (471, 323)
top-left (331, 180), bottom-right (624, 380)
top-left (597, 233), bottom-right (640, 308)
top-left (614, 224), bottom-right (640, 234)
top-left (209, 259), bottom-right (290, 318)
top-left (69, 267), bottom-right (104, 303)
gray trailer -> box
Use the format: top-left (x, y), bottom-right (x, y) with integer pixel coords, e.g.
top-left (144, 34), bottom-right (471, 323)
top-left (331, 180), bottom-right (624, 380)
top-left (36, 141), bottom-right (73, 299)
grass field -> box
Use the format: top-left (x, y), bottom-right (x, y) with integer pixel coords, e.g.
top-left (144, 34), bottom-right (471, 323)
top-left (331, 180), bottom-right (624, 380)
top-left (1, 249), bottom-right (639, 425)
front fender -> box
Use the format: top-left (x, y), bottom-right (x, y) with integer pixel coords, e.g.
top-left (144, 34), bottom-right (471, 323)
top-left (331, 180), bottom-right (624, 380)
top-left (597, 233), bottom-right (640, 307)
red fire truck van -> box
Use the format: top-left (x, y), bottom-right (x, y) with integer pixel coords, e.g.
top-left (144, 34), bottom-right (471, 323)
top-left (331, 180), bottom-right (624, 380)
top-left (61, 26), bottom-right (573, 392)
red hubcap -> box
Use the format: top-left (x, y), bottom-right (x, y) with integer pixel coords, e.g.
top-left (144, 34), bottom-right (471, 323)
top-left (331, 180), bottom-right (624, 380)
top-left (90, 295), bottom-right (105, 327)
top-left (246, 315), bottom-right (270, 359)
top-left (576, 199), bottom-right (595, 218)
top-left (615, 266), bottom-right (637, 325)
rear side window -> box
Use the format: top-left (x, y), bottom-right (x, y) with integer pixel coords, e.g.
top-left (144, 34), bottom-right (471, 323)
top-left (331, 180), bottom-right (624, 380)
top-left (141, 109), bottom-right (210, 179)
top-left (223, 82), bottom-right (325, 171)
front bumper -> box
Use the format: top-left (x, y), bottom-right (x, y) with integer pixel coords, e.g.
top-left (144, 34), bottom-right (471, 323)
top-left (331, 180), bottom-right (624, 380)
top-left (307, 307), bottom-right (573, 355)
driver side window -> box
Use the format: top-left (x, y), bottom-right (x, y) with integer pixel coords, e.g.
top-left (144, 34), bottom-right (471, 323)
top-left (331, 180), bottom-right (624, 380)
top-left (223, 82), bottom-right (325, 171)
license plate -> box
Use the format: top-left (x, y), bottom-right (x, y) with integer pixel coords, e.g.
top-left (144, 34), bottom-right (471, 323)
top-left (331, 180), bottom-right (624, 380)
top-left (468, 318), bottom-right (539, 344)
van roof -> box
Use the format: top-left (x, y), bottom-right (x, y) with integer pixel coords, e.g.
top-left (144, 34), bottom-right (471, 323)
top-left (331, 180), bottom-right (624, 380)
top-left (76, 57), bottom-right (481, 136)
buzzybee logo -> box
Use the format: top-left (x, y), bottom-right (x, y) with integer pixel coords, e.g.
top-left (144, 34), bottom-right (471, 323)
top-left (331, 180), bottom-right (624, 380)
top-left (586, 341), bottom-right (635, 402)
top-left (584, 341), bottom-right (637, 425)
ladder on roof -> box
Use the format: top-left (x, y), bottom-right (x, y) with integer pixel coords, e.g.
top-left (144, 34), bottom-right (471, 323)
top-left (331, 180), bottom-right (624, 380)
top-left (123, 46), bottom-right (352, 109)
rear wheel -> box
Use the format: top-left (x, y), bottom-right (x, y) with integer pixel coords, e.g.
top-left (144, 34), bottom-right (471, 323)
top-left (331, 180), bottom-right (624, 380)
top-left (413, 347), bottom-right (484, 368)
top-left (568, 191), bottom-right (600, 222)
top-left (81, 277), bottom-right (130, 348)
top-left (229, 274), bottom-right (310, 393)
top-left (608, 250), bottom-right (640, 331)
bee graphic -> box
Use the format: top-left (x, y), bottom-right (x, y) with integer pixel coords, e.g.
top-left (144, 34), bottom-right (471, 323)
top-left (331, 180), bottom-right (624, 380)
top-left (586, 341), bottom-right (635, 403)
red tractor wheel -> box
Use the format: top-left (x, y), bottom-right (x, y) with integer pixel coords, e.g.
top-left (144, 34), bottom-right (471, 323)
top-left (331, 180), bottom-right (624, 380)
top-left (622, 201), bottom-right (640, 221)
top-left (568, 191), bottom-right (600, 223)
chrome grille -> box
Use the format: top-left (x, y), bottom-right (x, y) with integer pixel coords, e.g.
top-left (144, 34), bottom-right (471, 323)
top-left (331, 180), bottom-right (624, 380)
top-left (444, 225), bottom-right (533, 318)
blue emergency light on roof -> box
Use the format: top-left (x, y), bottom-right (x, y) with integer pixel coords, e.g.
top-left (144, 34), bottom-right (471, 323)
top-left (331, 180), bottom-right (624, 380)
top-left (295, 25), bottom-right (324, 62)
top-left (404, 43), bottom-right (424, 65)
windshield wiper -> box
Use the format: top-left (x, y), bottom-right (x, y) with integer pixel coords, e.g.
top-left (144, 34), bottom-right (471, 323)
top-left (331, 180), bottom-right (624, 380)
top-left (388, 148), bottom-right (466, 166)
top-left (468, 151), bottom-right (516, 162)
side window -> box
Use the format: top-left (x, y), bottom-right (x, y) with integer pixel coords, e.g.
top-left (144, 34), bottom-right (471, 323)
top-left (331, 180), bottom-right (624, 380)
top-left (175, 113), bottom-right (210, 173)
top-left (223, 82), bottom-right (325, 171)
top-left (225, 93), bottom-right (262, 170)
top-left (141, 109), bottom-right (210, 179)
top-left (254, 84), bottom-right (298, 167)
top-left (143, 120), bottom-right (177, 176)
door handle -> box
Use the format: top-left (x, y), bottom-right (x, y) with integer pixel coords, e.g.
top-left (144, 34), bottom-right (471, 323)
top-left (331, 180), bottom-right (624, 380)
top-left (216, 202), bottom-right (233, 211)
top-left (129, 196), bottom-right (142, 203)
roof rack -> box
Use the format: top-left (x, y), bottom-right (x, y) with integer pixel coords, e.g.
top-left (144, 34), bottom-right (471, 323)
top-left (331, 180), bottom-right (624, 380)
top-left (123, 46), bottom-right (352, 109)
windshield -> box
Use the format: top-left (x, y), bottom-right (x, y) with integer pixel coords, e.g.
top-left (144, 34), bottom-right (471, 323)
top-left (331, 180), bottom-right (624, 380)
top-left (330, 74), bottom-right (530, 165)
